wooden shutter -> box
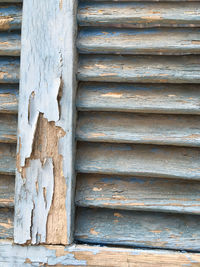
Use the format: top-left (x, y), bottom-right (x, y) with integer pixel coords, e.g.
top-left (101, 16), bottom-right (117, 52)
top-left (0, 1), bottom-right (21, 239)
top-left (74, 1), bottom-right (200, 250)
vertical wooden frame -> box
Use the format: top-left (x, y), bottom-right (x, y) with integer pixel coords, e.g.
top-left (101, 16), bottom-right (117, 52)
top-left (14, 0), bottom-right (77, 245)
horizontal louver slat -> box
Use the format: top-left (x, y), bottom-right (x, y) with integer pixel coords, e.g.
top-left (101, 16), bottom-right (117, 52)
top-left (78, 28), bottom-right (200, 55)
top-left (0, 58), bottom-right (19, 83)
top-left (0, 208), bottom-right (13, 239)
top-left (0, 4), bottom-right (21, 31)
top-left (0, 86), bottom-right (18, 114)
top-left (0, 143), bottom-right (15, 175)
top-left (78, 2), bottom-right (200, 28)
top-left (76, 174), bottom-right (200, 214)
top-left (78, 55), bottom-right (200, 83)
top-left (75, 207), bottom-right (200, 251)
top-left (77, 112), bottom-right (200, 147)
top-left (0, 175), bottom-right (14, 208)
top-left (0, 114), bottom-right (17, 143)
top-left (0, 33), bottom-right (20, 56)
top-left (77, 83), bottom-right (200, 115)
top-left (76, 142), bottom-right (200, 180)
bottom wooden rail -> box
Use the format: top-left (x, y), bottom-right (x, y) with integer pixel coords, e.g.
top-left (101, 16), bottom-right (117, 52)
top-left (0, 240), bottom-right (200, 266)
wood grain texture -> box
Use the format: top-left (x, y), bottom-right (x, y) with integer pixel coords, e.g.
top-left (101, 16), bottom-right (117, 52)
top-left (78, 28), bottom-right (200, 55)
top-left (0, 175), bottom-right (14, 208)
top-left (78, 2), bottom-right (200, 28)
top-left (76, 174), bottom-right (200, 214)
top-left (78, 55), bottom-right (200, 83)
top-left (76, 142), bottom-right (200, 180)
top-left (0, 4), bottom-right (21, 31)
top-left (0, 143), bottom-right (15, 175)
top-left (77, 82), bottom-right (200, 115)
top-left (14, 0), bottom-right (77, 245)
top-left (1, 242), bottom-right (200, 266)
top-left (0, 114), bottom-right (17, 143)
top-left (0, 33), bottom-right (20, 56)
top-left (0, 85), bottom-right (18, 114)
top-left (0, 209), bottom-right (13, 239)
top-left (0, 57), bottom-right (19, 83)
top-left (77, 112), bottom-right (200, 147)
top-left (75, 207), bottom-right (200, 251)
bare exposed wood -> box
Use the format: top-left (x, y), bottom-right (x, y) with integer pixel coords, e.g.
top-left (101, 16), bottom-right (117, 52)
top-left (75, 207), bottom-right (200, 251)
top-left (77, 112), bottom-right (200, 147)
top-left (14, 0), bottom-right (77, 245)
top-left (76, 174), bottom-right (200, 214)
top-left (0, 209), bottom-right (13, 239)
top-left (78, 55), bottom-right (200, 84)
top-left (77, 82), bottom-right (200, 115)
top-left (0, 57), bottom-right (19, 83)
top-left (0, 143), bottom-right (15, 175)
top-left (78, 28), bottom-right (200, 55)
top-left (0, 33), bottom-right (20, 56)
top-left (78, 2), bottom-right (200, 28)
top-left (0, 114), bottom-right (17, 143)
top-left (76, 142), bottom-right (200, 180)
top-left (0, 175), bottom-right (14, 208)
top-left (0, 4), bottom-right (21, 31)
top-left (1, 241), bottom-right (200, 266)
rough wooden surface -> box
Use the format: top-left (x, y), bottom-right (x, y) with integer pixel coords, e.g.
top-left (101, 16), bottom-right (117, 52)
top-left (76, 174), bottom-right (200, 214)
top-left (0, 57), bottom-right (19, 83)
top-left (0, 4), bottom-right (21, 31)
top-left (0, 143), bottom-right (15, 175)
top-left (0, 175), bottom-right (14, 208)
top-left (78, 28), bottom-right (200, 55)
top-left (78, 2), bottom-right (200, 28)
top-left (78, 55), bottom-right (200, 83)
top-left (77, 82), bottom-right (200, 115)
top-left (1, 242), bottom-right (200, 266)
top-left (76, 142), bottom-right (200, 180)
top-left (0, 33), bottom-right (20, 56)
top-left (75, 207), bottom-right (200, 251)
top-left (14, 0), bottom-right (77, 245)
top-left (0, 114), bottom-right (17, 143)
top-left (77, 112), bottom-right (200, 147)
top-left (0, 85), bottom-right (18, 114)
top-left (0, 209), bottom-right (13, 239)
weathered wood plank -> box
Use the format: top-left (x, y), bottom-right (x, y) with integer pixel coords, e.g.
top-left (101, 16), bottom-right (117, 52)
top-left (0, 143), bottom-right (15, 175)
top-left (0, 114), bottom-right (17, 143)
top-left (1, 242), bottom-right (200, 266)
top-left (76, 142), bottom-right (200, 180)
top-left (78, 55), bottom-right (200, 84)
top-left (0, 33), bottom-right (20, 56)
top-left (0, 85), bottom-right (18, 114)
top-left (0, 4), bottom-right (21, 31)
top-left (77, 83), bottom-right (200, 115)
top-left (0, 57), bottom-right (19, 83)
top-left (0, 175), bottom-right (14, 208)
top-left (76, 174), bottom-right (200, 214)
top-left (78, 28), bottom-right (200, 55)
top-left (14, 0), bottom-right (77, 245)
top-left (0, 1), bottom-right (22, 2)
top-left (78, 2), bottom-right (200, 28)
top-left (75, 207), bottom-right (200, 251)
top-left (0, 208), bottom-right (13, 239)
top-left (77, 112), bottom-right (200, 147)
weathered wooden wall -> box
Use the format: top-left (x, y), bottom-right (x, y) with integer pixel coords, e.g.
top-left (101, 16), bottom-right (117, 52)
top-left (75, 0), bottom-right (200, 251)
